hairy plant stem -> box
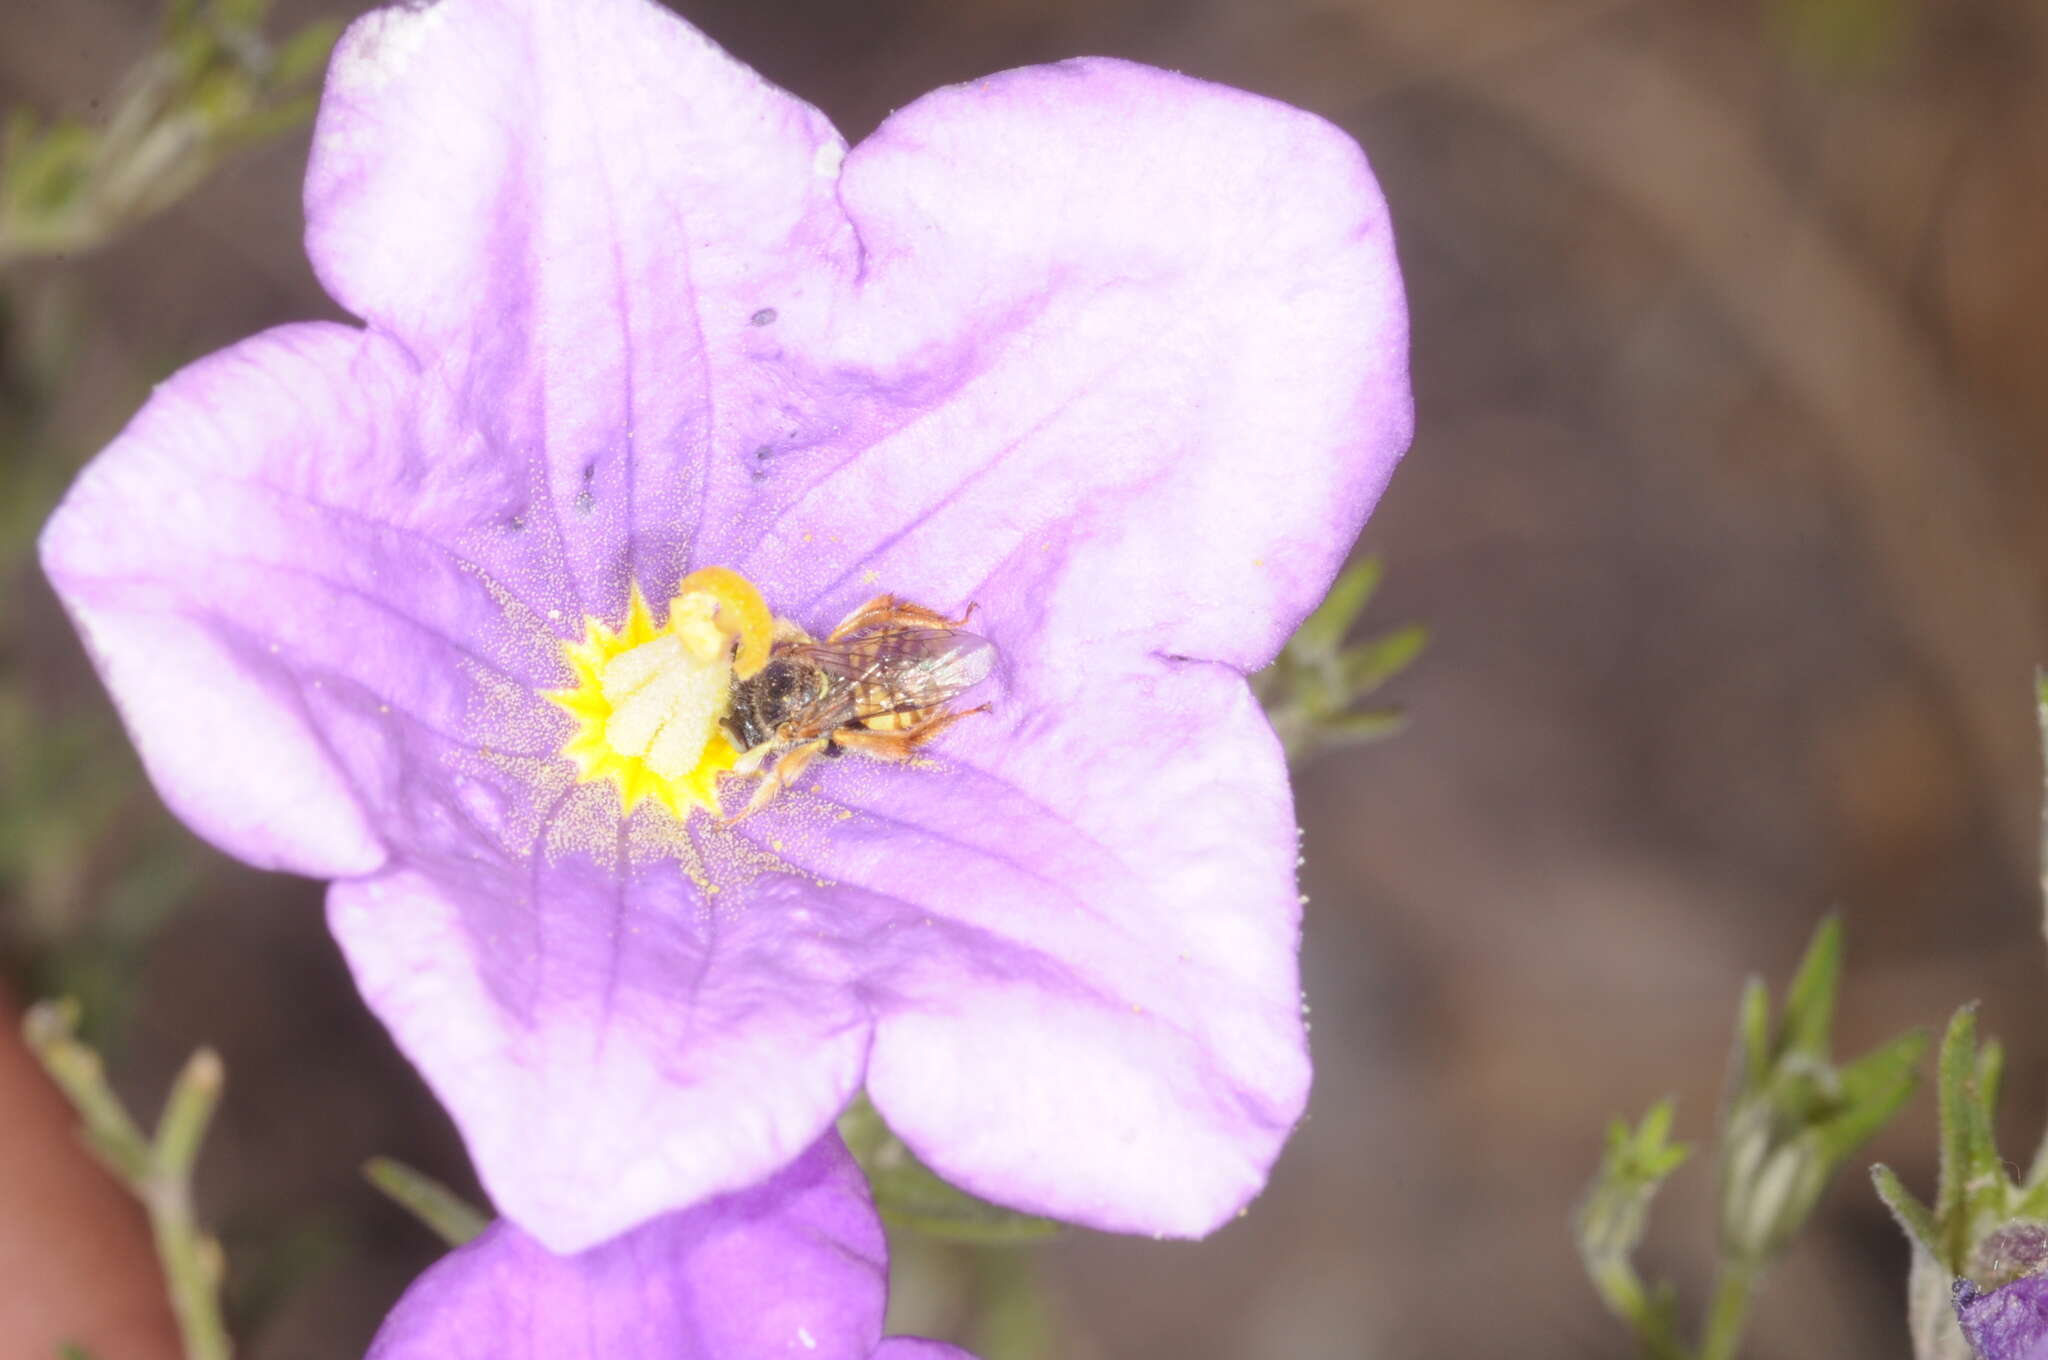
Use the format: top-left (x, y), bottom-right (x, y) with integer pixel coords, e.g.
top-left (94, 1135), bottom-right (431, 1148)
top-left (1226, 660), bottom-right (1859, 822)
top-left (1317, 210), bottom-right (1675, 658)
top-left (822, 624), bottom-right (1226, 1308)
top-left (1696, 1257), bottom-right (1758, 1360)
top-left (24, 1000), bottom-right (233, 1360)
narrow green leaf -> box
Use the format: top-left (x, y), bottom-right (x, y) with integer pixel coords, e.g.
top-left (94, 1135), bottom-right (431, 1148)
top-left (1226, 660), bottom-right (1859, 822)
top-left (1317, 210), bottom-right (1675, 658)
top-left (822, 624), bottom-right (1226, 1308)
top-left (1781, 916), bottom-right (1843, 1059)
top-left (1935, 1005), bottom-right (1982, 1268)
top-left (870, 1162), bottom-right (1064, 1245)
top-left (840, 1096), bottom-right (1062, 1245)
top-left (1872, 1164), bottom-right (1940, 1257)
top-left (1310, 708), bottom-right (1408, 747)
top-left (271, 21), bottom-right (341, 89)
top-left (1338, 622), bottom-right (1428, 696)
top-left (1979, 1038), bottom-right (2006, 1132)
top-left (1959, 1041), bottom-right (2007, 1224)
top-left (1291, 556), bottom-right (1382, 656)
top-left (364, 1158), bottom-right (488, 1247)
top-left (2007, 1176), bottom-right (2048, 1223)
top-left (1736, 978), bottom-right (1771, 1090)
top-left (1812, 1029), bottom-right (1927, 1165)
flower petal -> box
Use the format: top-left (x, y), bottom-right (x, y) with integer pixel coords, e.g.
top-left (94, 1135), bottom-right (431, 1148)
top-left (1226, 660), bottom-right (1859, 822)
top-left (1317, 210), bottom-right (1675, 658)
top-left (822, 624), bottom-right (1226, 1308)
top-left (329, 855), bottom-right (878, 1252)
top-left (734, 56), bottom-right (1411, 671)
top-left (1959, 1275), bottom-right (2048, 1360)
top-left (749, 655), bottom-right (1307, 1237)
top-left (366, 1134), bottom-right (888, 1360)
top-left (36, 322), bottom-right (572, 876)
top-left (306, 0), bottom-right (858, 613)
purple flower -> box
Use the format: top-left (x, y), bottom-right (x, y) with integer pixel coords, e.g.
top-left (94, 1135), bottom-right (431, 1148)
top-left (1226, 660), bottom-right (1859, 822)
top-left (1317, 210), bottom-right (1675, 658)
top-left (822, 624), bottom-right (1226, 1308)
top-left (1957, 1274), bottom-right (2048, 1360)
top-left (369, 1134), bottom-right (975, 1360)
top-left (41, 0), bottom-right (1411, 1250)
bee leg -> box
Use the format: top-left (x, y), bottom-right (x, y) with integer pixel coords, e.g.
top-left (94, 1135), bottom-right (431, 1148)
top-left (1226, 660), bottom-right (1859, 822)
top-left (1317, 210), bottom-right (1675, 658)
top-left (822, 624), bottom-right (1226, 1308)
top-left (824, 595), bottom-right (978, 641)
top-left (824, 594), bottom-right (907, 641)
top-left (727, 738), bottom-right (829, 823)
top-left (834, 703), bottom-right (992, 763)
top-left (730, 738), bottom-right (781, 778)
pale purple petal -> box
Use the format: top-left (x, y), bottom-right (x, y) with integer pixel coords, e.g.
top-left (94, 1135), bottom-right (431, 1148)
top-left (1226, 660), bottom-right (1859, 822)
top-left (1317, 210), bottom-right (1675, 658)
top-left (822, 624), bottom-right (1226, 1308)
top-left (305, 0), bottom-right (855, 615)
top-left (367, 1135), bottom-right (892, 1360)
top-left (328, 861), bottom-right (873, 1250)
top-left (45, 0), bottom-right (1410, 1251)
top-left (34, 322), bottom-right (553, 877)
top-left (821, 670), bottom-right (1306, 1235)
top-left (736, 55), bottom-right (1411, 670)
top-left (1959, 1275), bottom-right (2048, 1360)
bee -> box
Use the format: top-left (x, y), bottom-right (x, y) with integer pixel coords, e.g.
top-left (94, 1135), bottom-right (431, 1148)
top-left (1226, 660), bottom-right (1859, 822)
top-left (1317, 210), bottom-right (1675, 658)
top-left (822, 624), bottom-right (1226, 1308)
top-left (722, 594), bottom-right (996, 820)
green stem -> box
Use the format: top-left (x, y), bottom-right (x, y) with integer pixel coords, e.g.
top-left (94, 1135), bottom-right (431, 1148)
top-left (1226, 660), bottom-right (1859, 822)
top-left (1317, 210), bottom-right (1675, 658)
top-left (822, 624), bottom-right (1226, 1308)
top-left (964, 1245), bottom-right (1057, 1360)
top-left (150, 1050), bottom-right (232, 1360)
top-left (364, 1157), bottom-right (489, 1247)
top-left (1696, 1258), bottom-right (1758, 1360)
top-left (1587, 1257), bottom-right (1688, 1360)
top-left (22, 1002), bottom-right (235, 1360)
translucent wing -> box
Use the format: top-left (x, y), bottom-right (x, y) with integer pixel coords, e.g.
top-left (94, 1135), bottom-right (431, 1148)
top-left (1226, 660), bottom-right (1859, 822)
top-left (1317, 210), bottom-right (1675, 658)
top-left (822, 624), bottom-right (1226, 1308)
top-left (788, 628), bottom-right (995, 721)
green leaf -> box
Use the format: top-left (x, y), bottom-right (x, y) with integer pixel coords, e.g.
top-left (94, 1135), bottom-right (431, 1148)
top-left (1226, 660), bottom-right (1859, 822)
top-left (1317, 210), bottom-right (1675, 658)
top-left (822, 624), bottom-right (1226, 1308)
top-left (1780, 916), bottom-right (1843, 1060)
top-left (1579, 1099), bottom-right (1691, 1263)
top-left (1811, 1028), bottom-right (1927, 1166)
top-left (364, 1158), bottom-right (488, 1247)
top-left (2007, 1177), bottom-right (2048, 1223)
top-left (1291, 556), bottom-right (1382, 657)
top-left (1307, 708), bottom-right (1408, 747)
top-left (1935, 1005), bottom-right (1983, 1268)
top-left (1872, 1164), bottom-right (1939, 1257)
top-left (1576, 1102), bottom-right (1694, 1360)
top-left (839, 1097), bottom-right (1061, 1245)
top-left (1736, 977), bottom-right (1771, 1091)
top-left (1338, 622), bottom-right (1428, 697)
top-left (271, 20), bottom-right (341, 89)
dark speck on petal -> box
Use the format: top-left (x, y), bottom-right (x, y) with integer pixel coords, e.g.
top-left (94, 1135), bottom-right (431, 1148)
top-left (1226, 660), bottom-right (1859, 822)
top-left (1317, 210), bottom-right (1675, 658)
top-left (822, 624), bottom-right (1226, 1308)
top-left (749, 307), bottom-right (777, 326)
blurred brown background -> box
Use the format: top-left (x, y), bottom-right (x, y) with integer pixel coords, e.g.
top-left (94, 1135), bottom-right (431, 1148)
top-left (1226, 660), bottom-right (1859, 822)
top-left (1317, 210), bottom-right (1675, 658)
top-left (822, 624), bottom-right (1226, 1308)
top-left (4, 0), bottom-right (2046, 1355)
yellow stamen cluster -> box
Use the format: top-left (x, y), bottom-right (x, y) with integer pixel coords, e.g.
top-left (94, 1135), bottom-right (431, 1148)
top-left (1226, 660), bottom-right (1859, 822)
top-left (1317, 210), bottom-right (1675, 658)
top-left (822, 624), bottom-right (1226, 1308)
top-left (545, 567), bottom-right (775, 821)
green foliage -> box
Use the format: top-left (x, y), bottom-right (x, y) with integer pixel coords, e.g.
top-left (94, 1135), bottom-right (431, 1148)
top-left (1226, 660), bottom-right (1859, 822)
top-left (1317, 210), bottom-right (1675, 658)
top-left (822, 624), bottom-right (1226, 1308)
top-left (1862, 679), bottom-right (2048, 1360)
top-left (1577, 1101), bottom-right (1694, 1360)
top-left (24, 999), bottom-right (233, 1360)
top-left (0, 0), bottom-right (337, 268)
top-left (1578, 918), bottom-right (1928, 1360)
top-left (839, 1095), bottom-right (1061, 1246)
top-left (364, 1157), bottom-right (489, 1249)
top-left (1717, 918), bottom-right (1927, 1267)
top-left (1255, 555), bottom-right (1425, 761)
top-left (1871, 1007), bottom-right (2048, 1360)
top-left (0, 688), bottom-right (205, 1051)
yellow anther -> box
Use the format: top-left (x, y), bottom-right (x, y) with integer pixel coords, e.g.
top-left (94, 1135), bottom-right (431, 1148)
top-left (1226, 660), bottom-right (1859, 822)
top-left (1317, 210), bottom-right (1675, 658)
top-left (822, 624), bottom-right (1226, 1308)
top-left (673, 565), bottom-right (774, 679)
top-left (545, 571), bottom-right (777, 822)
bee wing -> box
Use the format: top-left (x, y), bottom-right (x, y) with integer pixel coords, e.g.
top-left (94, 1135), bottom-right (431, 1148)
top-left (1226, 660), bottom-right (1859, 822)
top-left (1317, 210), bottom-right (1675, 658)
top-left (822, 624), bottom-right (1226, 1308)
top-left (790, 629), bottom-right (995, 718)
